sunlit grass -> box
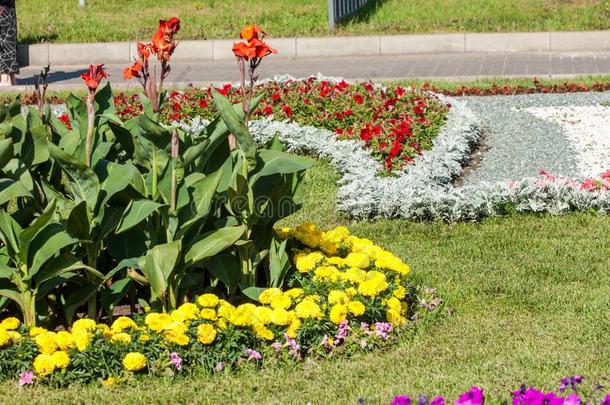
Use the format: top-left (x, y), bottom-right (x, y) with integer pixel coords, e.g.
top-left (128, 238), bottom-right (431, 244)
top-left (16, 0), bottom-right (610, 43)
top-left (3, 161), bottom-right (610, 404)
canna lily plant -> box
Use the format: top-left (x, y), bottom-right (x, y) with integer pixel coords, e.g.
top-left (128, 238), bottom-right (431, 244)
top-left (0, 18), bottom-right (313, 327)
top-left (124, 17), bottom-right (181, 113)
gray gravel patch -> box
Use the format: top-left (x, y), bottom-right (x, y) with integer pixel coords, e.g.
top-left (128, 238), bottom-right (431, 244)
top-left (461, 91), bottom-right (610, 185)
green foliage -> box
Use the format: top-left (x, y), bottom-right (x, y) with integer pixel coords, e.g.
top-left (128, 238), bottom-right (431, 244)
top-left (0, 81), bottom-right (311, 326)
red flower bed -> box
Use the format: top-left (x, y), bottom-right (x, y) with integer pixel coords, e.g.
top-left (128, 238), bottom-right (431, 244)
top-left (114, 79), bottom-right (450, 172)
top-left (422, 78), bottom-right (610, 96)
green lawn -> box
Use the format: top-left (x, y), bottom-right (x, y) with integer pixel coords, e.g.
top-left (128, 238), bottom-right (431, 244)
top-left (3, 161), bottom-right (610, 404)
top-left (16, 0), bottom-right (610, 43)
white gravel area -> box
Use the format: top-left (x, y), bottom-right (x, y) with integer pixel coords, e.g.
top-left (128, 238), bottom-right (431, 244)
top-left (524, 105), bottom-right (610, 178)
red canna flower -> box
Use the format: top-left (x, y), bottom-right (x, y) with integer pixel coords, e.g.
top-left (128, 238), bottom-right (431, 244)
top-left (232, 25), bottom-right (277, 62)
top-left (240, 25), bottom-right (265, 42)
top-left (137, 42), bottom-right (153, 60)
top-left (232, 41), bottom-right (257, 60)
top-left (152, 17), bottom-right (181, 61)
top-left (81, 64), bottom-right (108, 92)
top-left (123, 59), bottom-right (144, 80)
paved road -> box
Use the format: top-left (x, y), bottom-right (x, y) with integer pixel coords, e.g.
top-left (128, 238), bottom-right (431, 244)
top-left (8, 51), bottom-right (610, 90)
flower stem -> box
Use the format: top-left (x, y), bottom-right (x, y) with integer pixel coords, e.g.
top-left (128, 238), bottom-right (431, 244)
top-left (85, 92), bottom-right (95, 167)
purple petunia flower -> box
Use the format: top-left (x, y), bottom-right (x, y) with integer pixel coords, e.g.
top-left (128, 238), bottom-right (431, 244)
top-left (430, 397), bottom-right (445, 405)
top-left (560, 376), bottom-right (584, 393)
top-left (271, 342), bottom-right (282, 351)
top-left (170, 352), bottom-right (182, 371)
top-left (374, 322), bottom-right (393, 340)
top-left (454, 386), bottom-right (484, 405)
top-left (334, 320), bottom-right (350, 346)
top-left (418, 395), bottom-right (429, 405)
top-left (600, 395), bottom-right (610, 405)
top-left (564, 393), bottom-right (581, 405)
top-left (284, 333), bottom-right (300, 357)
top-left (245, 348), bottom-right (262, 361)
top-left (517, 388), bottom-right (565, 405)
top-left (391, 395), bottom-right (411, 405)
top-left (18, 371), bottom-right (33, 387)
top-left (512, 385), bottom-right (529, 405)
top-left (321, 334), bottom-right (332, 351)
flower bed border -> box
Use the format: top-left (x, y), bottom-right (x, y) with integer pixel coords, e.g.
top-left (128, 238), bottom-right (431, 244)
top-left (244, 77), bottom-right (610, 221)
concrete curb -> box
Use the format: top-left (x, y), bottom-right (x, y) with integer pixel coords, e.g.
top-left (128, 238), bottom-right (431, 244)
top-left (17, 31), bottom-right (610, 67)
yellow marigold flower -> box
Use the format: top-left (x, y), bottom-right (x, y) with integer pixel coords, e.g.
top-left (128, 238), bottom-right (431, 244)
top-left (393, 285), bottom-right (406, 299)
top-left (123, 352), bottom-right (147, 372)
top-left (8, 331), bottom-right (21, 343)
top-left (286, 318), bottom-right (301, 339)
top-left (145, 313), bottom-right (172, 332)
top-left (345, 287), bottom-right (358, 297)
top-left (319, 240), bottom-right (338, 256)
top-left (200, 308), bottom-right (217, 321)
top-left (216, 318), bottom-right (227, 330)
top-left (217, 302), bottom-right (236, 319)
top-left (329, 304), bottom-right (348, 324)
top-left (284, 288), bottom-right (304, 299)
top-left (348, 300), bottom-right (366, 316)
top-left (357, 279), bottom-right (389, 297)
top-left (294, 222), bottom-right (322, 248)
top-left (29, 326), bottom-right (45, 337)
top-left (328, 290), bottom-right (350, 305)
top-left (270, 308), bottom-right (292, 326)
top-left (51, 350), bottom-right (70, 369)
top-left (103, 376), bottom-right (119, 387)
top-left (259, 288), bottom-right (282, 304)
top-left (375, 251), bottom-right (411, 275)
top-left (197, 323), bottom-right (217, 345)
top-left (386, 309), bottom-right (405, 326)
top-left (164, 321), bottom-right (187, 334)
top-left (314, 266), bottom-right (340, 283)
top-left (110, 332), bottom-right (132, 345)
top-left (1, 317), bottom-right (20, 330)
top-left (35, 331), bottom-right (58, 354)
top-left (176, 303), bottom-right (200, 320)
top-left (111, 316), bottom-right (137, 332)
top-left (270, 294), bottom-right (292, 310)
top-left (253, 324), bottom-right (274, 341)
top-left (347, 236), bottom-right (374, 253)
top-left (322, 226), bottom-right (350, 244)
top-left (139, 334), bottom-right (151, 343)
top-left (164, 330), bottom-right (189, 346)
top-left (96, 323), bottom-right (110, 332)
top-left (229, 303), bottom-right (256, 327)
top-left (0, 329), bottom-right (11, 347)
top-left (170, 309), bottom-right (189, 323)
top-left (386, 297), bottom-right (402, 312)
top-left (295, 300), bottom-right (322, 319)
top-left (72, 330), bottom-right (92, 352)
top-left (345, 252), bottom-right (370, 269)
top-left (197, 293), bottom-right (220, 308)
top-left (33, 353), bottom-right (55, 377)
top-left (252, 306), bottom-right (273, 326)
top-left (72, 319), bottom-right (96, 332)
top-left (294, 252), bottom-right (322, 273)
top-left (343, 267), bottom-right (367, 284)
top-left (55, 331), bottom-right (74, 351)
top-left (325, 256), bottom-right (345, 267)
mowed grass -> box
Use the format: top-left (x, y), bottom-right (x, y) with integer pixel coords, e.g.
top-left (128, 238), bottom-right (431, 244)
top-left (3, 161), bottom-right (610, 404)
top-left (16, 0), bottom-right (610, 43)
